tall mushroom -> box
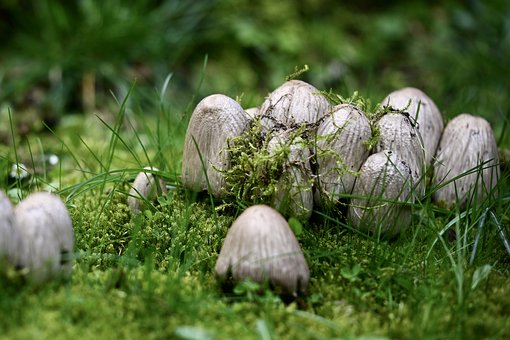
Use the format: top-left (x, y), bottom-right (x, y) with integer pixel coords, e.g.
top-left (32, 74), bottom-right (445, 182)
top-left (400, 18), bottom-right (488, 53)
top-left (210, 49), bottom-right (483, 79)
top-left (432, 113), bottom-right (500, 208)
top-left (315, 104), bottom-right (372, 205)
top-left (182, 94), bottom-right (250, 197)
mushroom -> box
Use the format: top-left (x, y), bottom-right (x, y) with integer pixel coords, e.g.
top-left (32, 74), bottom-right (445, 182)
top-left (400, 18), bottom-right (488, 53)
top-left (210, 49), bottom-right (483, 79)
top-left (375, 112), bottom-right (426, 197)
top-left (432, 113), bottom-right (500, 208)
top-left (315, 104), bottom-right (372, 205)
top-left (215, 205), bottom-right (309, 297)
top-left (0, 191), bottom-right (22, 269)
top-left (15, 192), bottom-right (74, 283)
top-left (267, 130), bottom-right (314, 220)
top-left (348, 150), bottom-right (414, 238)
top-left (381, 87), bottom-right (444, 165)
top-left (128, 167), bottom-right (167, 213)
top-left (182, 94), bottom-right (251, 197)
top-left (257, 80), bottom-right (331, 132)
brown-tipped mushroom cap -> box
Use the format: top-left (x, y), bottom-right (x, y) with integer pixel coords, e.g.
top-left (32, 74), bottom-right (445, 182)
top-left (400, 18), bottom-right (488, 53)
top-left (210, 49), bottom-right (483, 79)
top-left (381, 87), bottom-right (444, 165)
top-left (182, 94), bottom-right (250, 197)
top-left (315, 104), bottom-right (372, 205)
top-left (215, 205), bottom-right (309, 296)
top-left (432, 113), bottom-right (500, 208)
top-left (15, 192), bottom-right (74, 284)
top-left (375, 112), bottom-right (426, 197)
top-left (128, 167), bottom-right (167, 213)
top-left (348, 150), bottom-right (414, 238)
top-left (258, 80), bottom-right (331, 132)
top-left (0, 191), bottom-right (22, 268)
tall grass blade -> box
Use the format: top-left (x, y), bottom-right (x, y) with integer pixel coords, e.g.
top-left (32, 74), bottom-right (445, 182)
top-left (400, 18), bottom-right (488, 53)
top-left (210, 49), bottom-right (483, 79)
top-left (490, 210), bottom-right (510, 257)
top-left (470, 208), bottom-right (488, 264)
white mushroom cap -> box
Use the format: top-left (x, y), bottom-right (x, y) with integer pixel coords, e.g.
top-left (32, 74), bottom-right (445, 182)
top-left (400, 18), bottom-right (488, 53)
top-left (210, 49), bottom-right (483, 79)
top-left (375, 112), bottom-right (426, 197)
top-left (315, 104), bottom-right (372, 205)
top-left (267, 130), bottom-right (314, 220)
top-left (432, 113), bottom-right (500, 208)
top-left (215, 205), bottom-right (309, 296)
top-left (182, 94), bottom-right (250, 197)
top-left (348, 150), bottom-right (414, 237)
top-left (381, 87), bottom-right (444, 165)
top-left (128, 167), bottom-right (167, 213)
top-left (258, 80), bottom-right (331, 132)
top-left (0, 191), bottom-right (22, 268)
top-left (15, 192), bottom-right (74, 283)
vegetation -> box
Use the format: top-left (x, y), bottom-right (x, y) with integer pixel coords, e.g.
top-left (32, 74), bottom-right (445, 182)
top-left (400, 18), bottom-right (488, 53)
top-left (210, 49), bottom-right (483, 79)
top-left (1, 0), bottom-right (509, 339)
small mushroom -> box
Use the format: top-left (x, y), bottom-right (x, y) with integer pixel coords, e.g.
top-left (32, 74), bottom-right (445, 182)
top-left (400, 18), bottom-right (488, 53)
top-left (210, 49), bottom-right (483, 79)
top-left (267, 130), bottom-right (314, 220)
top-left (315, 104), bottom-right (372, 205)
top-left (215, 205), bottom-right (309, 297)
top-left (432, 113), bottom-right (500, 208)
top-left (258, 80), bottom-right (331, 132)
top-left (15, 192), bottom-right (74, 283)
top-left (128, 167), bottom-right (167, 213)
top-left (381, 87), bottom-right (444, 165)
top-left (375, 112), bottom-right (426, 197)
top-left (348, 150), bottom-right (414, 238)
top-left (0, 191), bottom-right (22, 269)
top-left (182, 94), bottom-right (251, 197)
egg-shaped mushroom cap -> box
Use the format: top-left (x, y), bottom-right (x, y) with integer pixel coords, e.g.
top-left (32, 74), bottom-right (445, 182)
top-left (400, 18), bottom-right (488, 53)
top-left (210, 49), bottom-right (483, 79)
top-left (432, 113), bottom-right (500, 208)
top-left (215, 205), bottom-right (309, 296)
top-left (315, 104), bottom-right (372, 205)
top-left (182, 94), bottom-right (250, 197)
top-left (258, 80), bottom-right (331, 132)
top-left (267, 130), bottom-right (314, 220)
top-left (15, 192), bottom-right (74, 283)
top-left (348, 150), bottom-right (414, 238)
top-left (375, 112), bottom-right (426, 198)
top-left (381, 87), bottom-right (443, 165)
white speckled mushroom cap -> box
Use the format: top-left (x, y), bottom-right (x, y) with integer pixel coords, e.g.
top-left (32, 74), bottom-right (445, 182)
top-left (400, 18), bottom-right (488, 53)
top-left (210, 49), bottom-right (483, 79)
top-left (215, 204), bottom-right (309, 296)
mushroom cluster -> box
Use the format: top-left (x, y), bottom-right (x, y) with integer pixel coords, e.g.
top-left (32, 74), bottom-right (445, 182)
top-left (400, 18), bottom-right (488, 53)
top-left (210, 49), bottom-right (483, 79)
top-left (181, 80), bottom-right (500, 238)
top-left (0, 191), bottom-right (74, 284)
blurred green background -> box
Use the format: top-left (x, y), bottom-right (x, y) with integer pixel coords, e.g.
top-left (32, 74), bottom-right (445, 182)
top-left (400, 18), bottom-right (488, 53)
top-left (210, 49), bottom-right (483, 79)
top-left (0, 0), bottom-right (508, 145)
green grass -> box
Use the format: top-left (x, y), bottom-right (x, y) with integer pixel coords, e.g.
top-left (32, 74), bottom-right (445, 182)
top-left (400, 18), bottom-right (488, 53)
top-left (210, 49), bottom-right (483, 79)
top-left (1, 80), bottom-right (509, 340)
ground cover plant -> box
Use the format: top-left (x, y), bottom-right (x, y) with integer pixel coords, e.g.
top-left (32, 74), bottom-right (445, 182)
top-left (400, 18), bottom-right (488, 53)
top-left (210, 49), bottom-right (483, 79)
top-left (1, 1), bottom-right (510, 339)
top-left (1, 73), bottom-right (509, 339)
